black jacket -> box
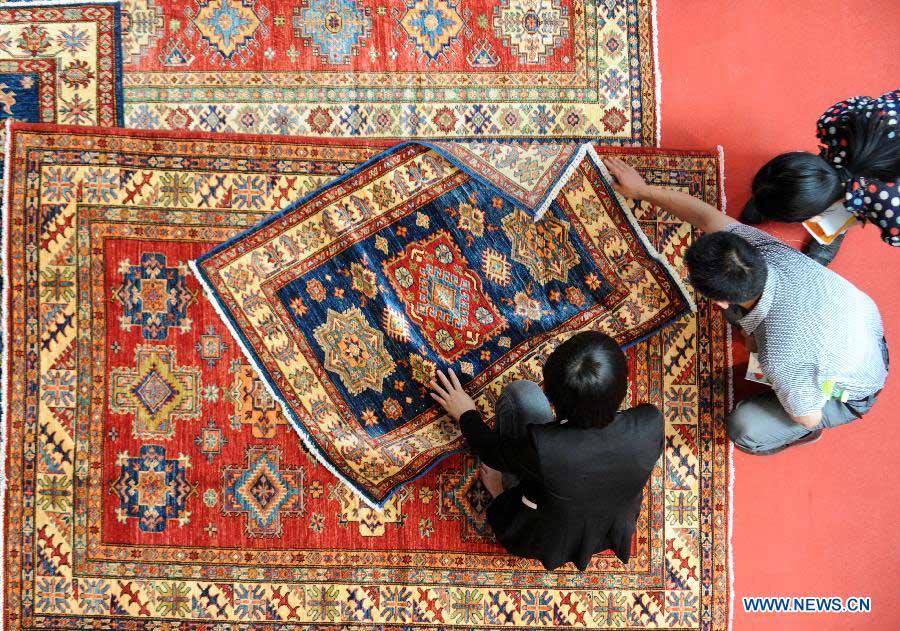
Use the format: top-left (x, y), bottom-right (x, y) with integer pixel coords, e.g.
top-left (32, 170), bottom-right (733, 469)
top-left (459, 404), bottom-right (664, 571)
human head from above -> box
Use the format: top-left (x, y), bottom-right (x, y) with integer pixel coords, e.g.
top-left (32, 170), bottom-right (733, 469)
top-left (743, 151), bottom-right (844, 223)
top-left (684, 232), bottom-right (768, 311)
top-left (743, 110), bottom-right (900, 223)
top-left (542, 331), bottom-right (628, 429)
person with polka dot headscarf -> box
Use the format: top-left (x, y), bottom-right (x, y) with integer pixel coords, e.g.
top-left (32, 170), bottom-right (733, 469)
top-left (741, 89), bottom-right (899, 265)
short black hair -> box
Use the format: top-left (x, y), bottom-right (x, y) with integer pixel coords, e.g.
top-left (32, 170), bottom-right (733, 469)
top-left (542, 331), bottom-right (628, 428)
top-left (685, 232), bottom-right (767, 303)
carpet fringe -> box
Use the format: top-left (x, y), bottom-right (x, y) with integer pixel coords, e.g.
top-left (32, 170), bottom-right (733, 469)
top-left (651, 0), bottom-right (662, 147)
top-left (188, 260), bottom-right (387, 512)
top-left (718, 142), bottom-right (736, 631)
top-left (1, 117), bottom-right (13, 629)
top-left (532, 142), bottom-right (589, 221)
top-left (587, 144), bottom-right (696, 314)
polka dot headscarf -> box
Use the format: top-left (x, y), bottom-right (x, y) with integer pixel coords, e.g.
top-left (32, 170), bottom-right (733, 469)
top-left (818, 89), bottom-right (899, 246)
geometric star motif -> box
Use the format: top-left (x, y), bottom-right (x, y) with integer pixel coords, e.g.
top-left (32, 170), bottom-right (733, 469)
top-left (194, 418), bottom-right (227, 463)
top-left (111, 445), bottom-right (196, 532)
top-left (109, 345), bottom-right (202, 439)
top-left (195, 324), bottom-right (228, 366)
top-left (501, 206), bottom-right (579, 284)
top-left (455, 200), bottom-right (485, 237)
top-left (186, 0), bottom-right (269, 67)
top-left (492, 0), bottom-right (569, 65)
top-left (313, 306), bottom-right (396, 396)
top-left (293, 0), bottom-right (372, 65)
top-left (222, 446), bottom-right (304, 537)
top-left (397, 0), bottom-right (467, 64)
top-left (112, 252), bottom-right (196, 340)
top-left (481, 248), bottom-right (511, 286)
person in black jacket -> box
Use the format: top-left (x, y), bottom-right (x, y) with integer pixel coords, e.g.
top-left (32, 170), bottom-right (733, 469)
top-left (429, 331), bottom-right (663, 571)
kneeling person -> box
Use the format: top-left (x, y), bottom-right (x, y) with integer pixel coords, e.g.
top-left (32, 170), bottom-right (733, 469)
top-left (603, 156), bottom-right (889, 456)
top-left (429, 331), bottom-right (663, 571)
top-left (687, 227), bottom-right (888, 454)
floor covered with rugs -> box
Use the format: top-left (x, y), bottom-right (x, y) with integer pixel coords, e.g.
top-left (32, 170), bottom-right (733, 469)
top-left (0, 1), bottom-right (896, 630)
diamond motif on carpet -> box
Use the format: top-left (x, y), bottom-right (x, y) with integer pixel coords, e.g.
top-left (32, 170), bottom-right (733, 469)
top-left (384, 229), bottom-right (508, 362)
top-left (222, 446), bottom-right (305, 537)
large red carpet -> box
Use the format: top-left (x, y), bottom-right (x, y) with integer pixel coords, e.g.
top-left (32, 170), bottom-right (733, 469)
top-left (658, 1), bottom-right (899, 629)
top-left (4, 123), bottom-right (730, 628)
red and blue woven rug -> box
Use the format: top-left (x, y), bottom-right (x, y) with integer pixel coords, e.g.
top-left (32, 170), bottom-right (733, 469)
top-left (0, 1), bottom-right (736, 628)
top-left (120, 0), bottom-right (659, 143)
top-left (4, 123), bottom-right (730, 628)
top-left (194, 140), bottom-right (694, 507)
top-left (0, 0), bottom-right (124, 196)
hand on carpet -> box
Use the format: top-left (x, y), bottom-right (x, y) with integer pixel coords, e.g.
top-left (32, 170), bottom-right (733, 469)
top-left (603, 156), bottom-right (650, 199)
top-left (479, 463), bottom-right (504, 498)
top-left (430, 369), bottom-right (477, 421)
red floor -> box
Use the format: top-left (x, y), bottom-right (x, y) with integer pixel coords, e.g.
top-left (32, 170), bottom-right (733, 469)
top-left (657, 1), bottom-right (900, 629)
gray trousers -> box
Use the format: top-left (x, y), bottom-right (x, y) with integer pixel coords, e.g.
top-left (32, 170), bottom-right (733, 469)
top-left (727, 339), bottom-right (888, 454)
top-left (726, 390), bottom-right (878, 453)
top-left (494, 380), bottom-right (555, 488)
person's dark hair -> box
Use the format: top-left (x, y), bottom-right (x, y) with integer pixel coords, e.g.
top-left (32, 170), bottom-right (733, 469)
top-left (684, 232), bottom-right (767, 303)
top-left (542, 331), bottom-right (628, 429)
top-left (745, 110), bottom-right (900, 223)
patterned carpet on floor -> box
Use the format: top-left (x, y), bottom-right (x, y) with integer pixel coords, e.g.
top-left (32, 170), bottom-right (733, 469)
top-left (120, 0), bottom-right (659, 142)
top-left (3, 124), bottom-right (730, 628)
top-left (1, 0), bottom-right (731, 628)
top-left (194, 140), bottom-right (694, 506)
